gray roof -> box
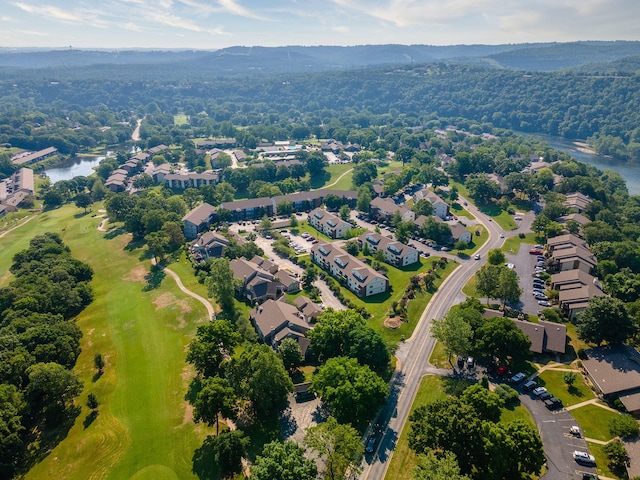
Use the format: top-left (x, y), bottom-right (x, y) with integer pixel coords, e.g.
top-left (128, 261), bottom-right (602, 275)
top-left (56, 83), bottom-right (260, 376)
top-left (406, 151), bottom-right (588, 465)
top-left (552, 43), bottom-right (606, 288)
top-left (182, 203), bottom-right (218, 225)
top-left (583, 345), bottom-right (640, 396)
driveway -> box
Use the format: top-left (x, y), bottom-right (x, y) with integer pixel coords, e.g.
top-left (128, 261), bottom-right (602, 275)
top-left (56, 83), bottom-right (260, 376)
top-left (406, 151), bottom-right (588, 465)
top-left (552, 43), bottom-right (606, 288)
top-left (516, 385), bottom-right (599, 480)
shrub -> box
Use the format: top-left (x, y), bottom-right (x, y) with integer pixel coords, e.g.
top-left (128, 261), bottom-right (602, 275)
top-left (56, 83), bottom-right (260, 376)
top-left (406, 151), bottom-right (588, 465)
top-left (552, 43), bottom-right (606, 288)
top-left (609, 414), bottom-right (640, 439)
top-left (494, 384), bottom-right (519, 405)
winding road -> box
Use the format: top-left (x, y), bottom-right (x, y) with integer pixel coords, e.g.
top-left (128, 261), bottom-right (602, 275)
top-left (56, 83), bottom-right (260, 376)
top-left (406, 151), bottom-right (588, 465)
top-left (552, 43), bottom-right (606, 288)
top-left (363, 196), bottom-right (504, 479)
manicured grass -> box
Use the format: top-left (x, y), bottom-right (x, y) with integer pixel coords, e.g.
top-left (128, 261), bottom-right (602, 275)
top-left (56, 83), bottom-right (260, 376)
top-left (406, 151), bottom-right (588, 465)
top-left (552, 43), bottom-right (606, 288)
top-left (0, 205), bottom-right (209, 480)
top-left (478, 203), bottom-right (518, 231)
top-left (587, 441), bottom-right (617, 479)
top-left (500, 402), bottom-right (535, 426)
top-left (290, 220), bottom-right (334, 243)
top-left (536, 370), bottom-right (595, 407)
top-left (173, 114), bottom-right (189, 125)
top-left (166, 250), bottom-right (210, 300)
top-left (501, 233), bottom-right (541, 254)
top-left (377, 160), bottom-right (404, 176)
top-left (462, 275), bottom-right (477, 297)
top-left (451, 202), bottom-right (476, 220)
top-left (570, 403), bottom-right (620, 442)
top-left (428, 340), bottom-right (450, 368)
top-left (385, 376), bottom-right (467, 480)
top-left (310, 163), bottom-right (353, 189)
top-left (454, 225), bottom-right (488, 256)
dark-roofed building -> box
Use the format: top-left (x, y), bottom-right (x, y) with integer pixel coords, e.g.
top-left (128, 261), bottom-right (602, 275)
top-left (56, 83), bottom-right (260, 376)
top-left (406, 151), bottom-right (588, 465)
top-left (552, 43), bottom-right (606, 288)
top-left (293, 296), bottom-right (323, 322)
top-left (547, 233), bottom-right (587, 252)
top-left (249, 299), bottom-right (312, 355)
top-left (151, 163), bottom-right (171, 183)
top-left (564, 192), bottom-right (593, 213)
top-left (358, 231), bottom-right (419, 267)
top-left (182, 203), bottom-right (218, 239)
top-left (512, 319), bottom-right (567, 354)
top-left (550, 269), bottom-right (600, 291)
top-left (311, 242), bottom-right (388, 297)
top-left (196, 138), bottom-right (237, 150)
top-left (105, 172), bottom-right (127, 192)
top-left (413, 189), bottom-right (449, 220)
top-left (190, 231), bottom-right (231, 261)
top-left (0, 168), bottom-right (34, 207)
top-left (220, 197), bottom-right (275, 221)
top-left (558, 284), bottom-right (606, 320)
top-left (370, 197), bottom-right (415, 222)
top-left (450, 223), bottom-right (472, 244)
top-left (550, 245), bottom-right (597, 274)
top-left (558, 213), bottom-right (591, 227)
top-left (251, 255), bottom-right (278, 275)
top-left (230, 258), bottom-right (284, 303)
top-left (308, 208), bottom-right (351, 239)
top-left (583, 345), bottom-right (640, 415)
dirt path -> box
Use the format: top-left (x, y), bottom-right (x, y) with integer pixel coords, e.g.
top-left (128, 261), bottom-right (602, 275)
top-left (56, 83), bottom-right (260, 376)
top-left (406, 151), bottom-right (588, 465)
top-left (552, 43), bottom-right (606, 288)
top-left (131, 118), bottom-right (142, 142)
top-left (0, 214), bottom-right (35, 238)
top-left (151, 257), bottom-right (215, 319)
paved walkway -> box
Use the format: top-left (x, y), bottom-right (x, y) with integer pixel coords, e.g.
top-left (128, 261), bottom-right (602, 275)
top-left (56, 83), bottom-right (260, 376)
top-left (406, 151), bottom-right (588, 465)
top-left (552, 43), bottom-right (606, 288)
top-left (0, 214), bottom-right (35, 238)
top-left (311, 167), bottom-right (353, 191)
top-left (565, 397), bottom-right (620, 413)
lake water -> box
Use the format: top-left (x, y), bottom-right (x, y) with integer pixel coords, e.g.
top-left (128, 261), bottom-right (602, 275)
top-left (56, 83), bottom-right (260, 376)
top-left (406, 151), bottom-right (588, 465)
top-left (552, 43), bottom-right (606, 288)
top-left (44, 155), bottom-right (105, 184)
top-left (521, 132), bottom-right (640, 195)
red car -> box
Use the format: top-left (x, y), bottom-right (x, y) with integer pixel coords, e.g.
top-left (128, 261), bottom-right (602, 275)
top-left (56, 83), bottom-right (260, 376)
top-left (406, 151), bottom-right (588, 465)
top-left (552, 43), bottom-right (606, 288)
top-left (529, 249), bottom-right (542, 255)
top-left (496, 366), bottom-right (507, 376)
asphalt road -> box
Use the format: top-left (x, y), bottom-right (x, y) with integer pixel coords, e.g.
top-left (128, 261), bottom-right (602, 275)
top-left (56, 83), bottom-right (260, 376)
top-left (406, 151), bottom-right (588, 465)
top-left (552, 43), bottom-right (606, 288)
top-left (362, 196), bottom-right (505, 479)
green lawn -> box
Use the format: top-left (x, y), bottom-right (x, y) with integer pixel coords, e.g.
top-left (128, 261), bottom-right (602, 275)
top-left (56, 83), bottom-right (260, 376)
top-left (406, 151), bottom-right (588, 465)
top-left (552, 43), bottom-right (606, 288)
top-left (451, 202), bottom-right (476, 220)
top-left (535, 370), bottom-right (595, 407)
top-left (428, 340), bottom-right (450, 368)
top-left (0, 205), bottom-right (209, 480)
top-left (570, 403), bottom-right (620, 442)
top-left (454, 225), bottom-right (488, 257)
top-left (449, 181), bottom-right (517, 230)
top-left (500, 402), bottom-right (535, 426)
top-left (290, 220), bottom-right (334, 243)
top-left (310, 163), bottom-right (353, 189)
top-left (501, 233), bottom-right (541, 254)
top-left (173, 114), bottom-right (189, 125)
top-left (462, 275), bottom-right (477, 297)
top-left (586, 441), bottom-right (617, 479)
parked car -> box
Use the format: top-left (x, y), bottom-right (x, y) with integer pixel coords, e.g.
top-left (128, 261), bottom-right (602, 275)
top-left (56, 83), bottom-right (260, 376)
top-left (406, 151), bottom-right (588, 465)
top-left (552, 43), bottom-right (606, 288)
top-left (532, 386), bottom-right (547, 397)
top-left (539, 392), bottom-right (553, 401)
top-left (534, 244), bottom-right (544, 249)
top-left (496, 366), bottom-right (507, 376)
top-left (529, 249), bottom-right (542, 255)
top-left (572, 451), bottom-right (596, 466)
top-left (538, 300), bottom-right (552, 307)
top-left (523, 380), bottom-right (537, 391)
top-left (510, 372), bottom-right (526, 384)
top-left (534, 294), bottom-right (548, 301)
top-left (514, 216), bottom-right (522, 220)
top-left (582, 473), bottom-right (599, 480)
top-left (466, 357), bottom-right (475, 369)
top-left (440, 246), bottom-right (450, 251)
top-left (570, 426), bottom-right (581, 437)
top-left (544, 397), bottom-right (563, 410)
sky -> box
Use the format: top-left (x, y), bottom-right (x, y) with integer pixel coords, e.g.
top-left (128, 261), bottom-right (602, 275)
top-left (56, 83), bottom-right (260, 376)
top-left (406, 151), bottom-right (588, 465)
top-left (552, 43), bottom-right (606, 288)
top-left (0, 0), bottom-right (639, 50)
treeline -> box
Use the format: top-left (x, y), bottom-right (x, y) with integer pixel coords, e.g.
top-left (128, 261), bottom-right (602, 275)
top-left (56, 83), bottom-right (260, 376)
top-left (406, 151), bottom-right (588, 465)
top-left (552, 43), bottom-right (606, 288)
top-left (0, 62), bottom-right (638, 160)
top-left (0, 233), bottom-right (93, 477)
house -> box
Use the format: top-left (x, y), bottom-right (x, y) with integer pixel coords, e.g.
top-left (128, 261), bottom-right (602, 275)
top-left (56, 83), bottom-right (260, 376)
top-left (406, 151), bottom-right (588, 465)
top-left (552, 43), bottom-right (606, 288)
top-left (486, 173), bottom-right (507, 193)
top-left (414, 189), bottom-right (449, 220)
top-left (182, 203), bottom-right (218, 239)
top-left (11, 147), bottom-right (58, 165)
top-left (293, 296), bottom-right (323, 322)
top-left (550, 269), bottom-right (600, 291)
top-left (230, 258), bottom-right (284, 303)
top-left (564, 192), bottom-right (592, 213)
top-left (512, 319), bottom-right (567, 354)
top-left (550, 245), bottom-right (597, 274)
top-left (308, 208), bottom-right (351, 239)
top-left (370, 197), bottom-right (415, 222)
top-left (0, 204), bottom-right (7, 217)
top-left (582, 345), bottom-right (640, 415)
top-left (220, 197), bottom-right (275, 221)
top-left (105, 172), bottom-right (127, 192)
top-left (558, 213), bottom-right (591, 227)
top-left (164, 171), bottom-right (221, 189)
top-left (196, 138), bottom-right (237, 150)
top-left (449, 223), bottom-right (472, 244)
top-left (0, 168), bottom-right (34, 204)
top-left (190, 231), bottom-right (231, 261)
top-left (358, 232), bottom-right (419, 267)
top-left (558, 284), bottom-right (606, 320)
top-left (151, 163), bottom-right (171, 183)
top-left (249, 299), bottom-right (312, 355)
top-left (311, 242), bottom-right (389, 297)
top-left (147, 144), bottom-right (169, 156)
top-left (250, 255), bottom-right (279, 274)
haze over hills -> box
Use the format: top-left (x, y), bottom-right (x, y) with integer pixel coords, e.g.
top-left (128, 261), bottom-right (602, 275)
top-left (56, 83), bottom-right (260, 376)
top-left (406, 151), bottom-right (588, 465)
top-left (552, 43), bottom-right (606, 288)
top-left (0, 41), bottom-right (639, 77)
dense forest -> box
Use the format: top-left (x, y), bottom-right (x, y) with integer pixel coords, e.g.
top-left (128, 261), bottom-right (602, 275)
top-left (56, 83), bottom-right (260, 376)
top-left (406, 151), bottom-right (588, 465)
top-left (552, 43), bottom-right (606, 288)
top-left (0, 53), bottom-right (639, 162)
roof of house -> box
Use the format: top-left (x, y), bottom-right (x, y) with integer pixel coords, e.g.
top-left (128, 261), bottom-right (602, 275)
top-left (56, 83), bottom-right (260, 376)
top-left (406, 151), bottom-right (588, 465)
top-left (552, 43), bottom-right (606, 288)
top-left (558, 213), bottom-right (591, 226)
top-left (220, 197), bottom-right (274, 212)
top-left (547, 233), bottom-right (587, 249)
top-left (551, 269), bottom-right (598, 288)
top-left (582, 345), bottom-right (640, 396)
top-left (11, 146), bottom-right (58, 165)
top-left (277, 272), bottom-right (299, 290)
top-left (358, 231), bottom-right (418, 260)
top-left (538, 320), bottom-right (567, 353)
top-left (293, 296), bottom-right (322, 318)
top-left (309, 208), bottom-right (351, 232)
top-left (551, 245), bottom-right (597, 266)
top-left (183, 203), bottom-right (218, 225)
top-left (230, 258), bottom-right (270, 282)
top-left (370, 197), bottom-right (414, 217)
top-left (449, 223), bottom-right (469, 241)
top-left (312, 241), bottom-right (387, 289)
top-left (152, 163), bottom-right (171, 174)
top-left (13, 168), bottom-right (34, 193)
top-left (251, 255), bottom-right (278, 274)
top-left (513, 319), bottom-right (546, 353)
top-left (165, 171), bottom-right (220, 181)
top-left (564, 192), bottom-right (593, 210)
top-left (559, 285), bottom-right (605, 304)
top-left (249, 299), bottom-right (310, 339)
top-left (191, 231), bottom-right (230, 249)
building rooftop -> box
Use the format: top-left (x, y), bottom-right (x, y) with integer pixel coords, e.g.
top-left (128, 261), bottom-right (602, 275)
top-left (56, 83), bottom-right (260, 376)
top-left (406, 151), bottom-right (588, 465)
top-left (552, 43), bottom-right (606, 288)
top-left (583, 345), bottom-right (640, 396)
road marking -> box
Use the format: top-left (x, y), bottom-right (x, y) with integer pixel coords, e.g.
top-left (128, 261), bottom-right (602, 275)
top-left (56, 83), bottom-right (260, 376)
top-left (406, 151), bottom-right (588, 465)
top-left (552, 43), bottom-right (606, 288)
top-left (542, 420), bottom-right (556, 423)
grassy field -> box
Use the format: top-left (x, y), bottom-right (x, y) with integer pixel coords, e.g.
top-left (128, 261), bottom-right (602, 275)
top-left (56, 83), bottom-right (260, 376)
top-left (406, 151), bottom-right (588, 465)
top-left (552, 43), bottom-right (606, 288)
top-left (586, 441), bottom-right (616, 479)
top-left (535, 370), bottom-right (595, 407)
top-left (450, 202), bottom-right (475, 220)
top-left (501, 233), bottom-right (541, 254)
top-left (570, 403), bottom-right (619, 442)
top-left (449, 181), bottom-right (517, 231)
top-left (173, 114), bottom-right (189, 126)
top-left (428, 340), bottom-right (449, 368)
top-left (0, 205), bottom-right (209, 480)
top-left (310, 163), bottom-right (353, 190)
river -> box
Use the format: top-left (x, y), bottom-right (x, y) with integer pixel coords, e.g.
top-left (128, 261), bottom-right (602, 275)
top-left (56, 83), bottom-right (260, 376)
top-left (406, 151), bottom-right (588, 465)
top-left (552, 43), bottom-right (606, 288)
top-left (520, 132), bottom-right (640, 195)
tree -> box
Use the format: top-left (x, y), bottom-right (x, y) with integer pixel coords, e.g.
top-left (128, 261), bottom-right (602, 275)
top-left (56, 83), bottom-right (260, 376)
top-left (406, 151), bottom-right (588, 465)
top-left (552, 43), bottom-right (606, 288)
top-left (204, 258), bottom-right (238, 316)
top-left (473, 316), bottom-right (531, 366)
top-left (182, 188), bottom-right (202, 209)
top-left (497, 266), bottom-right (522, 307)
top-left (203, 430), bottom-right (249, 480)
top-left (26, 362), bottom-right (83, 422)
top-left (74, 192), bottom-right (92, 212)
top-left (339, 204), bottom-right (351, 221)
top-left (465, 175), bottom-right (499, 205)
top-left (144, 231), bottom-right (169, 261)
top-left (278, 338), bottom-right (303, 372)
top-left (93, 353), bottom-right (104, 373)
top-left (412, 198), bottom-right (434, 217)
top-left (187, 320), bottom-right (241, 378)
top-left (487, 248), bottom-right (506, 265)
top-left (578, 296), bottom-right (637, 345)
top-left (277, 200), bottom-right (294, 216)
top-left (609, 414), bottom-right (640, 440)
top-left (304, 416), bottom-right (363, 480)
top-left (0, 384), bottom-right (25, 477)
top-left (302, 265), bottom-right (318, 286)
top-left (311, 356), bottom-right (388, 427)
top-left (460, 384), bottom-right (503, 423)
top-left (132, 173), bottom-right (154, 189)
top-left (43, 189), bottom-right (64, 209)
top-left (289, 214), bottom-right (298, 227)
top-left (412, 452), bottom-right (470, 480)
top-left (161, 221), bottom-right (186, 251)
top-left (90, 177), bottom-right (107, 201)
top-left (86, 393), bottom-right (99, 410)
top-left (259, 214), bottom-right (273, 231)
top-left (395, 221), bottom-right (413, 244)
top-left (229, 344), bottom-right (293, 420)
top-left (563, 371), bottom-right (577, 387)
top-left (603, 440), bottom-right (629, 478)
top-left (344, 240), bottom-right (360, 256)
top-left (356, 186), bottom-right (372, 213)
top-left (251, 440), bottom-right (317, 480)
top-left (193, 376), bottom-right (237, 435)
top-left (431, 309), bottom-right (472, 367)
top-left (475, 264), bottom-right (502, 300)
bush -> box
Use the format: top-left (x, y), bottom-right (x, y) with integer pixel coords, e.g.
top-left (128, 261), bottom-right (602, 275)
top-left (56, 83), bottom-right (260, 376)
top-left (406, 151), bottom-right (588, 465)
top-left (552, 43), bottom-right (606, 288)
top-left (609, 414), bottom-right (640, 439)
top-left (519, 233), bottom-right (526, 239)
top-left (494, 384), bottom-right (519, 405)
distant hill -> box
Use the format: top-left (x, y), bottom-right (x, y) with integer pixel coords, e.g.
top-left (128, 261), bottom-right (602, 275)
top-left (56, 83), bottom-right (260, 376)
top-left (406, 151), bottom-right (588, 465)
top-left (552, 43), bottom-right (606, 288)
top-left (1, 41), bottom-right (639, 78)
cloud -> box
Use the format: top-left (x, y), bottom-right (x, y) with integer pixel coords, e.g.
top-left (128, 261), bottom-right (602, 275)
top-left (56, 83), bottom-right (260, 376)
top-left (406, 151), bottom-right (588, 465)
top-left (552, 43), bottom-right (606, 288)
top-left (12, 2), bottom-right (112, 28)
top-left (218, 0), bottom-right (268, 21)
top-left (1, 16), bottom-right (13, 21)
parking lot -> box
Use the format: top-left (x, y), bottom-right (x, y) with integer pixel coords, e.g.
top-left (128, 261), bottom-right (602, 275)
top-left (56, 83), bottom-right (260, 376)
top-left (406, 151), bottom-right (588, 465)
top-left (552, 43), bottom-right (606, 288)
top-left (505, 243), bottom-right (548, 316)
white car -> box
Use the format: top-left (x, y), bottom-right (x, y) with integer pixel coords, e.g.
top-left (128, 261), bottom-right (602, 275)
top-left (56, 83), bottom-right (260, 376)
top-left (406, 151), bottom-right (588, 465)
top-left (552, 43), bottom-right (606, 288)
top-left (533, 386), bottom-right (547, 396)
top-left (538, 300), bottom-right (551, 307)
top-left (474, 254), bottom-right (481, 260)
top-left (499, 233), bottom-right (504, 238)
top-left (514, 216), bottom-right (522, 221)
top-left (572, 451), bottom-right (596, 465)
top-left (510, 372), bottom-right (526, 383)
